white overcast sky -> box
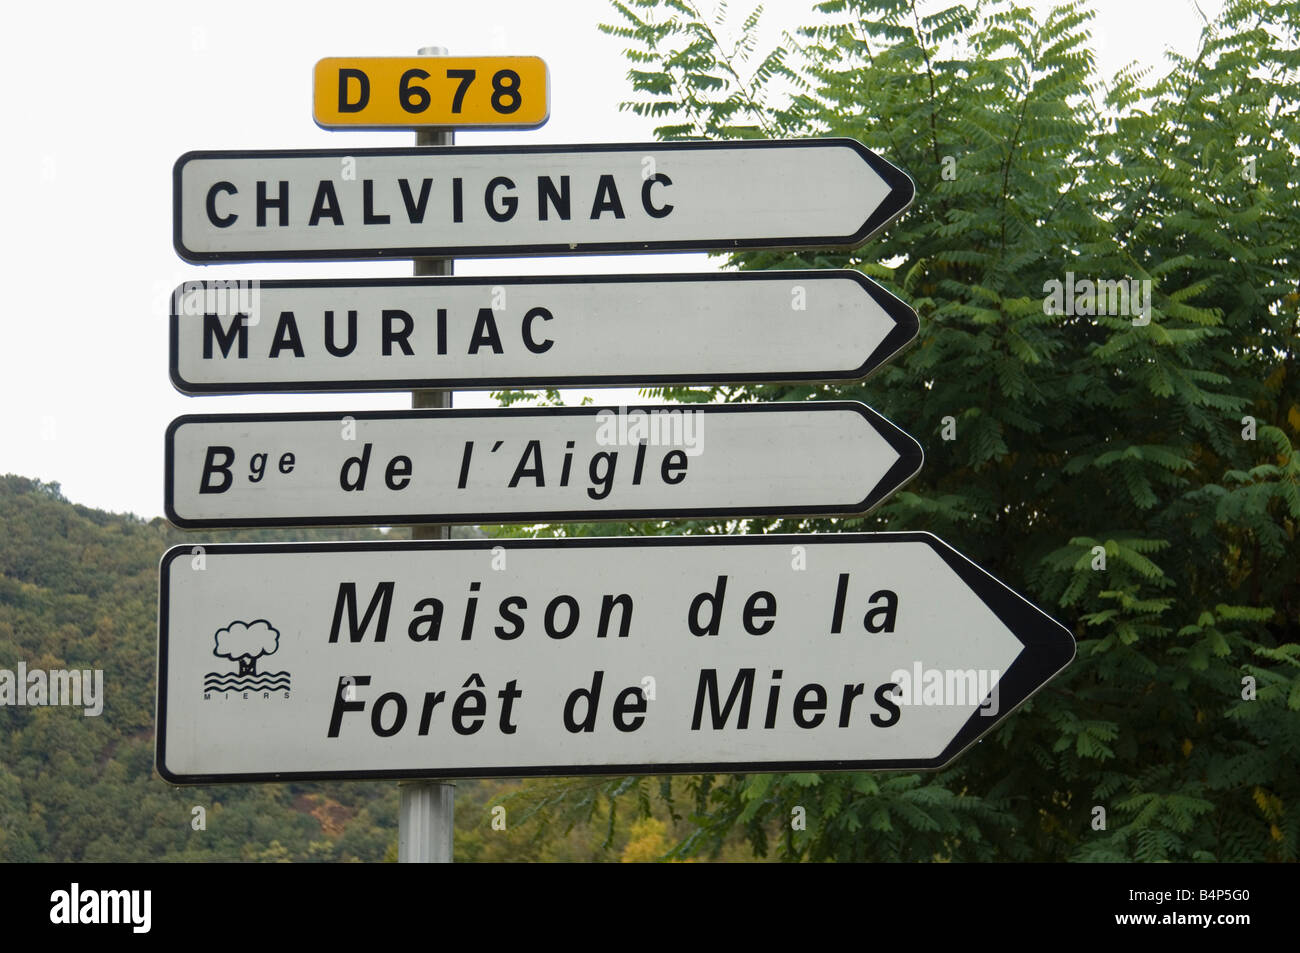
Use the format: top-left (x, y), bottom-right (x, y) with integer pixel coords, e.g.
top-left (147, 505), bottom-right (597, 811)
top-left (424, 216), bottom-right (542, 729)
top-left (0, 0), bottom-right (1222, 520)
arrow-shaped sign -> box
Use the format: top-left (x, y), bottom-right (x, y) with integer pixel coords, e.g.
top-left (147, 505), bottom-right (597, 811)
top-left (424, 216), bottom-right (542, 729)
top-left (168, 271), bottom-right (918, 393)
top-left (164, 402), bottom-right (923, 529)
top-left (172, 139), bottom-right (914, 262)
top-left (155, 533), bottom-right (1075, 783)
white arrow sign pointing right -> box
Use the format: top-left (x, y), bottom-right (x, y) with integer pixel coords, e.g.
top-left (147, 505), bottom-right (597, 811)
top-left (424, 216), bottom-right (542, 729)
top-left (173, 138), bottom-right (915, 261)
top-left (168, 270), bottom-right (918, 393)
top-left (156, 533), bottom-right (1075, 783)
top-left (164, 402), bottom-right (924, 529)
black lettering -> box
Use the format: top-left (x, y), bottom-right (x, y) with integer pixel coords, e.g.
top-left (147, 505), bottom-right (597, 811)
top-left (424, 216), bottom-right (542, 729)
top-left (764, 670), bottom-right (783, 729)
top-left (398, 178), bottom-right (434, 223)
top-left (324, 310), bottom-right (358, 356)
top-left (257, 180), bottom-right (289, 227)
top-left (537, 175), bottom-right (570, 220)
top-left (407, 597), bottom-right (444, 642)
top-left (460, 583), bottom-right (479, 641)
top-left (371, 692), bottom-right (407, 736)
top-left (522, 307), bottom-right (554, 353)
top-left (743, 591), bottom-right (776, 635)
top-left (587, 451), bottom-right (617, 500)
top-left (327, 675), bottom-right (370, 737)
top-left (385, 455), bottom-right (412, 490)
top-left (418, 691), bottom-right (446, 734)
top-left (497, 680), bottom-right (522, 734)
top-left (382, 310), bottom-right (414, 356)
top-left (485, 176), bottom-right (518, 222)
top-left (198, 446), bottom-right (234, 494)
top-left (688, 575), bottom-right (728, 636)
top-left (206, 182), bottom-right (237, 227)
top-left (328, 582), bottom-right (394, 643)
top-left (830, 572), bottom-right (849, 633)
top-left (269, 312), bottom-right (305, 358)
top-left (544, 595), bottom-right (580, 639)
top-left (864, 589), bottom-right (899, 633)
top-left (458, 440), bottom-right (473, 489)
top-left (468, 307), bottom-right (504, 354)
top-left (308, 181), bottom-right (343, 226)
top-left (452, 687), bottom-right (485, 735)
top-left (691, 669), bottom-right (754, 729)
top-left (793, 683), bottom-right (827, 728)
top-left (508, 440), bottom-right (544, 487)
top-left (631, 442), bottom-right (646, 485)
top-left (560, 441), bottom-right (574, 486)
top-left (613, 687), bottom-right (647, 732)
top-left (337, 68), bottom-right (370, 112)
top-left (661, 450), bottom-right (687, 484)
top-left (871, 682), bottom-right (901, 727)
top-left (362, 180), bottom-right (390, 224)
top-left (563, 671), bottom-right (603, 733)
top-left (641, 172), bottom-right (673, 217)
top-left (202, 313), bottom-right (247, 359)
top-left (596, 593), bottom-right (633, 639)
top-left (340, 442), bottom-right (372, 491)
top-left (494, 596), bottom-right (526, 640)
top-left (838, 683), bottom-right (864, 727)
top-left (589, 174), bottom-right (625, 219)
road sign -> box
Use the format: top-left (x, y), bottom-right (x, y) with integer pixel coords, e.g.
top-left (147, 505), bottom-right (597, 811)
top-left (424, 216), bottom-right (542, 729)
top-left (314, 56), bottom-right (550, 129)
top-left (172, 139), bottom-right (914, 262)
top-left (168, 271), bottom-right (918, 394)
top-left (154, 533), bottom-right (1075, 783)
top-left (163, 402), bottom-right (922, 529)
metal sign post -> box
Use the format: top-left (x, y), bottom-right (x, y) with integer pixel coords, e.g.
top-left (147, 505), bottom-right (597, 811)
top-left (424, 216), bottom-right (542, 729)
top-left (398, 45), bottom-right (454, 865)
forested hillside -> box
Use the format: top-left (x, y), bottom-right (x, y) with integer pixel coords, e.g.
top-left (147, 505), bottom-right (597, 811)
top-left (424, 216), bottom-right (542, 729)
top-left (0, 475), bottom-right (725, 862)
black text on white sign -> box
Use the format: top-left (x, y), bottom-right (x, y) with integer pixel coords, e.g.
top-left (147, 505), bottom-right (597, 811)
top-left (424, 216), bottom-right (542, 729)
top-left (172, 139), bottom-right (914, 261)
top-left (169, 271), bottom-right (918, 393)
top-left (155, 534), bottom-right (1075, 783)
top-left (163, 403), bottom-right (924, 529)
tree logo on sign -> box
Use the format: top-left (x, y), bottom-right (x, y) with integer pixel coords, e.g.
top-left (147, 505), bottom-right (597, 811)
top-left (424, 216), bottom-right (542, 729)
top-left (202, 620), bottom-right (291, 697)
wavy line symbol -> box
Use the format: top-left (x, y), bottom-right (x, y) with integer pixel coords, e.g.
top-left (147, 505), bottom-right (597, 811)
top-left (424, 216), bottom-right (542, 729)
top-left (203, 672), bottom-right (292, 694)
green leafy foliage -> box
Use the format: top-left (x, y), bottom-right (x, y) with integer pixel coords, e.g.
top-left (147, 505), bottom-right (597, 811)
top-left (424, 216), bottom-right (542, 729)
top-left (570, 0), bottom-right (1300, 861)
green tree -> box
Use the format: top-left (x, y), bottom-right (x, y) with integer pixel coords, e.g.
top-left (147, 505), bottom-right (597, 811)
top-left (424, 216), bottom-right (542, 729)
top-left (537, 0), bottom-right (1300, 861)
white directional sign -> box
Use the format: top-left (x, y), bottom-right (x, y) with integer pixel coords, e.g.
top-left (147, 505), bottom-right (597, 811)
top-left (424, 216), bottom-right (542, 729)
top-left (164, 402), bottom-right (923, 529)
top-left (154, 533), bottom-right (1075, 783)
top-left (169, 271), bottom-right (918, 393)
top-left (172, 139), bottom-right (914, 261)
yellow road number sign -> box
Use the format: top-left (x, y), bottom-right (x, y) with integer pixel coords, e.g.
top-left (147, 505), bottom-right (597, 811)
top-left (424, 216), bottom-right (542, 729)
top-left (314, 56), bottom-right (549, 129)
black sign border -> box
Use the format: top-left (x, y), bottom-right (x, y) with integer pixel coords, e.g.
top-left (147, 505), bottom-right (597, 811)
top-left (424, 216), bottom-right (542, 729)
top-left (155, 531), bottom-right (1076, 785)
top-left (172, 138), bottom-right (915, 262)
top-left (168, 270), bottom-right (918, 394)
top-left (163, 400), bottom-right (924, 529)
